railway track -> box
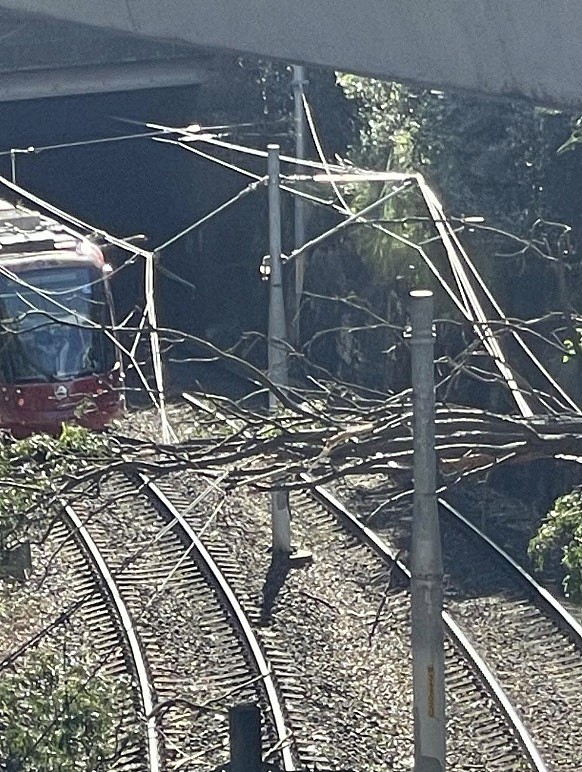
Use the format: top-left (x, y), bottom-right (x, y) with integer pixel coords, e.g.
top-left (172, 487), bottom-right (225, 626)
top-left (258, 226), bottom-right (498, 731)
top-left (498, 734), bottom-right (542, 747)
top-left (347, 480), bottom-right (582, 770)
top-left (138, 473), bottom-right (299, 771)
top-left (146, 473), bottom-right (330, 771)
top-left (121, 396), bottom-right (580, 771)
top-left (45, 506), bottom-right (153, 772)
top-left (180, 391), bottom-right (553, 768)
top-left (295, 483), bottom-right (544, 771)
top-left (53, 511), bottom-right (156, 770)
top-left (66, 470), bottom-right (301, 771)
top-left (438, 496), bottom-right (582, 771)
top-left (148, 469), bottom-right (418, 769)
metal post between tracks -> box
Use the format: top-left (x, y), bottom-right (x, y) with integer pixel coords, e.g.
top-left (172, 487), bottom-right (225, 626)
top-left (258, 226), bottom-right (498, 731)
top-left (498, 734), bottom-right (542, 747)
top-left (229, 703), bottom-right (262, 772)
top-left (409, 290), bottom-right (446, 772)
top-left (267, 144), bottom-right (291, 556)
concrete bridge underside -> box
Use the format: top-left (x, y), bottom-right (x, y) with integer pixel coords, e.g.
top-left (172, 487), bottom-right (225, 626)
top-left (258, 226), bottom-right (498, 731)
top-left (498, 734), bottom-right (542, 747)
top-left (0, 1), bottom-right (580, 109)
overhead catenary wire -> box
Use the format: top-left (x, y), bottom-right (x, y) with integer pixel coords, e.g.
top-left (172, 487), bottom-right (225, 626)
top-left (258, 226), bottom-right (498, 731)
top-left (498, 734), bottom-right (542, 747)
top-left (417, 179), bottom-right (534, 417)
top-left (154, 136), bottom-right (338, 210)
top-left (50, 111), bottom-right (568, 421)
top-left (8, 113), bottom-right (569, 425)
top-left (418, 181), bottom-right (581, 415)
top-left (153, 122), bottom-right (468, 310)
top-left (297, 95), bottom-right (579, 415)
top-left (0, 173), bottom-right (152, 259)
top-left (146, 120), bottom-right (348, 171)
top-left (0, 141), bottom-right (329, 442)
top-left (297, 94), bottom-right (478, 317)
top-left (282, 179), bottom-right (415, 264)
top-left (155, 131), bottom-right (479, 325)
top-left (154, 136), bottom-right (265, 182)
top-left (286, 102), bottom-right (577, 416)
top-left (0, 117), bottom-right (277, 160)
top-left (154, 175), bottom-right (268, 254)
top-left (296, 93), bottom-right (463, 314)
top-left (145, 253), bottom-right (176, 443)
top-left (302, 94), bottom-right (352, 214)
top-left (0, 127), bottom-right (177, 159)
top-left (167, 134), bottom-right (510, 405)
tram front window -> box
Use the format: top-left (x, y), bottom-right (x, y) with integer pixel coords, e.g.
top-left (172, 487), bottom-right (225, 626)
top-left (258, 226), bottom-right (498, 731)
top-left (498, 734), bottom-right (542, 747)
top-left (0, 266), bottom-right (115, 383)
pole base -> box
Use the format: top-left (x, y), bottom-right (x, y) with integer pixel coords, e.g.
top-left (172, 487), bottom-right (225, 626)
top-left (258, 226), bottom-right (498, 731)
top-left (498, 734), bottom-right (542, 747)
top-left (288, 548), bottom-right (313, 567)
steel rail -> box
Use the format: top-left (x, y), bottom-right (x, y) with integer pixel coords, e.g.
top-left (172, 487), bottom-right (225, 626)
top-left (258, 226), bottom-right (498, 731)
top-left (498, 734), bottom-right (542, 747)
top-left (62, 504), bottom-right (161, 772)
top-left (438, 497), bottom-right (582, 648)
top-left (137, 473), bottom-right (298, 772)
top-left (180, 393), bottom-right (547, 768)
top-left (304, 477), bottom-right (548, 772)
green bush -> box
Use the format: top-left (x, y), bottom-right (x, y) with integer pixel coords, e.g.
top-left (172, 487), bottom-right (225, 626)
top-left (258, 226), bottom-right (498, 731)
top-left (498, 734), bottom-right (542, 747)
top-left (0, 645), bottom-right (129, 770)
top-left (0, 427), bottom-right (126, 768)
top-left (0, 425), bottom-right (111, 550)
top-left (528, 488), bottom-right (582, 600)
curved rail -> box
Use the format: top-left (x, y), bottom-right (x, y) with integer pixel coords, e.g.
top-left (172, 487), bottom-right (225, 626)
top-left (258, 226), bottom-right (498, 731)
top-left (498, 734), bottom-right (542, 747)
top-left (62, 505), bottom-right (161, 772)
top-left (305, 477), bottom-right (548, 772)
top-left (438, 497), bottom-right (582, 648)
top-left (137, 473), bottom-right (297, 772)
top-left (181, 392), bottom-right (548, 768)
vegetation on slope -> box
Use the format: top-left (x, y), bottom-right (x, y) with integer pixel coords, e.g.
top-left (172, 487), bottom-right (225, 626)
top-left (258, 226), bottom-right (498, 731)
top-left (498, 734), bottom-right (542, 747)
top-left (0, 426), bottom-right (130, 770)
top-left (529, 489), bottom-right (582, 601)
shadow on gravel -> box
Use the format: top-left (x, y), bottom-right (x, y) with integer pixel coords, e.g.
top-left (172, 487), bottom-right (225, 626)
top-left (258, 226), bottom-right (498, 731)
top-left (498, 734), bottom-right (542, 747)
top-left (260, 552), bottom-right (292, 624)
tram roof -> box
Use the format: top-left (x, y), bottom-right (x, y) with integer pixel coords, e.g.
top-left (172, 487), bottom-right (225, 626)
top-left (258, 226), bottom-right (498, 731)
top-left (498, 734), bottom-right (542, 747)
top-left (0, 199), bottom-right (104, 269)
top-left (0, 250), bottom-right (105, 272)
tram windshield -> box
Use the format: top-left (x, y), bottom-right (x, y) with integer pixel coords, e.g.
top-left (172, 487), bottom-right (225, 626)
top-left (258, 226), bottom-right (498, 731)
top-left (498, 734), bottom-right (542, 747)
top-left (0, 266), bottom-right (116, 383)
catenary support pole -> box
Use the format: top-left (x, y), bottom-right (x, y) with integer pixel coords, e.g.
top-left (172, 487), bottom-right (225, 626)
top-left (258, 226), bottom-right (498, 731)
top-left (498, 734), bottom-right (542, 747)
top-left (409, 290), bottom-right (446, 772)
top-left (292, 64), bottom-right (307, 345)
top-left (267, 143), bottom-right (291, 555)
top-left (267, 143), bottom-right (289, 409)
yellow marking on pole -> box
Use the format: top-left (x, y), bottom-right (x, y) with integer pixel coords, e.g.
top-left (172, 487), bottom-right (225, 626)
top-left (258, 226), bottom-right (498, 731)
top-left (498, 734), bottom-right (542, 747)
top-left (427, 665), bottom-right (435, 717)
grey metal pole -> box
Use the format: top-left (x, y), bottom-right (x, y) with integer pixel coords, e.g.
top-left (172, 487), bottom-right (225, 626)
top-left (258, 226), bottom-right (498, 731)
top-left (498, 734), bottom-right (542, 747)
top-left (267, 143), bottom-right (288, 409)
top-left (292, 65), bottom-right (307, 345)
top-left (409, 290), bottom-right (446, 772)
top-left (268, 143), bottom-right (291, 555)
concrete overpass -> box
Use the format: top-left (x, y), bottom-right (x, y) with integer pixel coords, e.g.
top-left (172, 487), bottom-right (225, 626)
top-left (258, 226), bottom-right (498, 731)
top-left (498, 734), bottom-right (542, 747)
top-left (0, 1), bottom-right (579, 108)
top-left (0, 5), bottom-right (216, 100)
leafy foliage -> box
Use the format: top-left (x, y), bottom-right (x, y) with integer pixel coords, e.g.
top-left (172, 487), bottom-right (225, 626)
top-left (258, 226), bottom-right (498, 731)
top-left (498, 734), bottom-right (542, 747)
top-left (331, 73), bottom-right (582, 404)
top-left (338, 75), bottom-right (582, 306)
top-left (0, 425), bottom-right (111, 549)
top-left (0, 427), bottom-right (129, 769)
top-left (337, 77), bottom-right (434, 288)
top-left (528, 489), bottom-right (582, 600)
top-left (338, 77), bottom-right (421, 170)
top-left (0, 644), bottom-right (128, 770)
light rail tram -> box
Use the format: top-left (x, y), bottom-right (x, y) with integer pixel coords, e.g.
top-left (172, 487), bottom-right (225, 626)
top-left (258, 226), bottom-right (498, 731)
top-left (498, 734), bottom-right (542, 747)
top-left (0, 199), bottom-right (123, 437)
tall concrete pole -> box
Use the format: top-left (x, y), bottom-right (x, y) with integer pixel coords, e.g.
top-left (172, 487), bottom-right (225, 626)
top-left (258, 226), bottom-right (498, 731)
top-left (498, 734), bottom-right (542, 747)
top-left (292, 65), bottom-right (307, 345)
top-left (267, 144), bottom-right (289, 409)
top-left (267, 143), bottom-right (291, 555)
top-left (409, 290), bottom-right (446, 772)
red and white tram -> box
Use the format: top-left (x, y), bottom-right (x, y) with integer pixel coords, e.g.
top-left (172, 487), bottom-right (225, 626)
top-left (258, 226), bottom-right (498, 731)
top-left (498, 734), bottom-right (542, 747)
top-left (0, 200), bottom-right (123, 437)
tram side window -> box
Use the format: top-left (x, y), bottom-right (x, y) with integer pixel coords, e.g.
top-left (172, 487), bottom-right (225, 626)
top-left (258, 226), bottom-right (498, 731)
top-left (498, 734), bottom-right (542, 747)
top-left (0, 267), bottom-right (117, 383)
top-left (0, 323), bottom-right (36, 384)
top-left (84, 290), bottom-right (117, 374)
